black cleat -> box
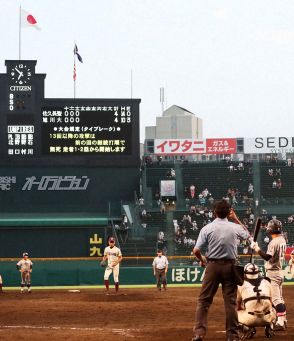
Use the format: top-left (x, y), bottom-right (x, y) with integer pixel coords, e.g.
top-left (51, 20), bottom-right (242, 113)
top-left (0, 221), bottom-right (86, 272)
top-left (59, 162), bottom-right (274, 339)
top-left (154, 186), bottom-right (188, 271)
top-left (191, 336), bottom-right (203, 341)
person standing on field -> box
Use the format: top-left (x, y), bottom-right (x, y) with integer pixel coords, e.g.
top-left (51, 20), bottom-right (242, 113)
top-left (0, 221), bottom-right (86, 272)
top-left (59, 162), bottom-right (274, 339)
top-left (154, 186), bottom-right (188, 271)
top-left (152, 249), bottom-right (169, 291)
top-left (16, 252), bottom-right (33, 293)
top-left (250, 219), bottom-right (287, 331)
top-left (191, 200), bottom-right (249, 341)
top-left (102, 237), bottom-right (122, 294)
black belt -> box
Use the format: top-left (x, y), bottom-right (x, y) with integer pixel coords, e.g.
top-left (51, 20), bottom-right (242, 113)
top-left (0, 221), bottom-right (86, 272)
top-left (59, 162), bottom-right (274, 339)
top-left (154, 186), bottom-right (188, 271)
top-left (243, 296), bottom-right (270, 304)
top-left (248, 311), bottom-right (271, 316)
top-left (207, 259), bottom-right (235, 263)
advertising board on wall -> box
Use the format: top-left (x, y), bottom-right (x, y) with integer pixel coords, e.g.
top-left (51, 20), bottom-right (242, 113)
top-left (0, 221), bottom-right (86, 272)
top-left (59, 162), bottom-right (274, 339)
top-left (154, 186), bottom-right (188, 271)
top-left (244, 137), bottom-right (294, 154)
top-left (154, 138), bottom-right (237, 155)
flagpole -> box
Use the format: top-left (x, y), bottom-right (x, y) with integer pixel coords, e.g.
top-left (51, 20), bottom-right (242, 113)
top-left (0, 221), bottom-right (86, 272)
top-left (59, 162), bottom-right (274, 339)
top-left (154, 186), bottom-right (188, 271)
top-left (19, 6), bottom-right (21, 60)
top-left (73, 45), bottom-right (76, 99)
top-left (130, 69), bottom-right (133, 99)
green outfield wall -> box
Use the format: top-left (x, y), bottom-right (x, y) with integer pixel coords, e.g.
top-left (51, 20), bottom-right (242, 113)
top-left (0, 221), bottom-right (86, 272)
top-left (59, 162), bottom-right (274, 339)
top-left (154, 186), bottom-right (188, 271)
top-left (0, 261), bottom-right (293, 287)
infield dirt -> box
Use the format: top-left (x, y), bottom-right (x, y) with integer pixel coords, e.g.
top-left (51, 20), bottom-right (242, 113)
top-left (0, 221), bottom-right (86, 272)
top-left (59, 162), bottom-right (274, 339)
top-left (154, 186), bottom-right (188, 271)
top-left (0, 287), bottom-right (292, 340)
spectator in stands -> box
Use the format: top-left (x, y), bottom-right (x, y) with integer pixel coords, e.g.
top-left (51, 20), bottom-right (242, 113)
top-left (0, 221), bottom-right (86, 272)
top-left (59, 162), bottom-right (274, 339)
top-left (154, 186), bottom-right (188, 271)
top-left (264, 235), bottom-right (270, 244)
top-left (141, 223), bottom-right (147, 229)
top-left (277, 178), bottom-right (282, 189)
top-left (123, 215), bottom-right (128, 229)
top-left (170, 168), bottom-right (176, 178)
top-left (141, 209), bottom-right (147, 218)
top-left (138, 196), bottom-right (144, 206)
top-left (248, 183), bottom-right (254, 194)
top-left (287, 215), bottom-right (294, 224)
top-left (192, 221), bottom-right (198, 231)
top-left (229, 164), bottom-right (234, 172)
top-left (190, 184), bottom-right (196, 198)
top-left (287, 158), bottom-right (292, 167)
top-left (268, 168), bottom-right (274, 176)
top-left (237, 162), bottom-right (244, 171)
top-left (272, 180), bottom-right (277, 189)
top-left (199, 194), bottom-right (206, 205)
top-left (275, 168), bottom-right (281, 176)
top-left (160, 202), bottom-right (166, 214)
top-left (158, 231), bottom-right (165, 241)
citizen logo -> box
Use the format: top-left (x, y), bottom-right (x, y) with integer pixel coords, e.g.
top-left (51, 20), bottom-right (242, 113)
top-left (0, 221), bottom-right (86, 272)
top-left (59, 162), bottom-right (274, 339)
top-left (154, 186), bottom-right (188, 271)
top-left (9, 85), bottom-right (32, 91)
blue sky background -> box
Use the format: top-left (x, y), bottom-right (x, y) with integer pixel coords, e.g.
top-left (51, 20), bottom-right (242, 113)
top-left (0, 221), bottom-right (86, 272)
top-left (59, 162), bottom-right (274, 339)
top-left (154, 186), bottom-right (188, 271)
top-left (1, 0), bottom-right (294, 142)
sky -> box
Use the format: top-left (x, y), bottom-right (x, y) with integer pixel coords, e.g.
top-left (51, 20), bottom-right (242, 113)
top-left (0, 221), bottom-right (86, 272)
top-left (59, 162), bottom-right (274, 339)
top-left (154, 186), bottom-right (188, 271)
top-left (1, 0), bottom-right (294, 142)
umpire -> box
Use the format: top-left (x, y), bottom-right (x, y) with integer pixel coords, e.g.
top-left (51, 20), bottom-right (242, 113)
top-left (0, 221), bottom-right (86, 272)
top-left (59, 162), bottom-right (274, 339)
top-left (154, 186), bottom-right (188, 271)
top-left (191, 200), bottom-right (249, 341)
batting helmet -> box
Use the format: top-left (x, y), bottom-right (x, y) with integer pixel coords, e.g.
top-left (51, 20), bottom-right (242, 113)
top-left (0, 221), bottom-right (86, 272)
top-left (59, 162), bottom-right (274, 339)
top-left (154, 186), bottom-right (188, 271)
top-left (23, 252), bottom-right (28, 257)
top-left (244, 263), bottom-right (260, 280)
top-left (266, 219), bottom-right (282, 234)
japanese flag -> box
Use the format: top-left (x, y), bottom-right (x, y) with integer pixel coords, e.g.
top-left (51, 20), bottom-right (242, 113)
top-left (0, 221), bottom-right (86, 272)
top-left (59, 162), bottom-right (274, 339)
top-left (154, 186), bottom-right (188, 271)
top-left (21, 9), bottom-right (41, 30)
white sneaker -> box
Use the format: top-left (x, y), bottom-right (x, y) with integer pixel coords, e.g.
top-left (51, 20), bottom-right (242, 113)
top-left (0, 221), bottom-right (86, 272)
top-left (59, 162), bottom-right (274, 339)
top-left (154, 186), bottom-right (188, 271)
top-left (28, 288), bottom-right (31, 293)
top-left (20, 288), bottom-right (24, 293)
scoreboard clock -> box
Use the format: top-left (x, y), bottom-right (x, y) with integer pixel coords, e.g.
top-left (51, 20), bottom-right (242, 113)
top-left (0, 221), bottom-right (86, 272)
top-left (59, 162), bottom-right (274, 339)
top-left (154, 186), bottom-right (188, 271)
top-left (10, 63), bottom-right (32, 85)
top-left (5, 60), bottom-right (36, 113)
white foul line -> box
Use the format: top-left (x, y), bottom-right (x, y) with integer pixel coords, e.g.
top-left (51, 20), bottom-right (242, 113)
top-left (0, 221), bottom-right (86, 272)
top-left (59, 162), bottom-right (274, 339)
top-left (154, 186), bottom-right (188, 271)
top-left (0, 325), bottom-right (138, 337)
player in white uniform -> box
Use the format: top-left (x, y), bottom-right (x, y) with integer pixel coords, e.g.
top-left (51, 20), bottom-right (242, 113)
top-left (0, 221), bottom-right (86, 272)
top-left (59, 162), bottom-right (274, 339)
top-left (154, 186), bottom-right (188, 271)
top-left (251, 219), bottom-right (287, 331)
top-left (0, 274), bottom-right (3, 293)
top-left (16, 252), bottom-right (33, 293)
top-left (152, 249), bottom-right (169, 291)
top-left (237, 263), bottom-right (276, 339)
top-left (288, 250), bottom-right (294, 277)
top-left (102, 237), bottom-right (122, 294)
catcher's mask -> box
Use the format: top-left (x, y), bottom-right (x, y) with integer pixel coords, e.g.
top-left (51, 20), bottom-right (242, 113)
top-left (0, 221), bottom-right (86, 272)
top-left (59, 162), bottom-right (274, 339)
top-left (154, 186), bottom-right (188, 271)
top-left (266, 219), bottom-right (282, 234)
top-left (244, 263), bottom-right (260, 280)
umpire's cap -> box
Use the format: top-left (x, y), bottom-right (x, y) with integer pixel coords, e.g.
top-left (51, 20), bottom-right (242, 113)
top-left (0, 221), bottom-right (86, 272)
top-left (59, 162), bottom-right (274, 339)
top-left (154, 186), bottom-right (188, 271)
top-left (266, 219), bottom-right (282, 234)
top-left (23, 252), bottom-right (29, 257)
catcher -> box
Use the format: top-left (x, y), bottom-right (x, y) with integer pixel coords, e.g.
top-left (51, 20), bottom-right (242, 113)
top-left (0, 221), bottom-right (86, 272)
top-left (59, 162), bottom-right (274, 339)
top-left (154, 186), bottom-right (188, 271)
top-left (101, 237), bottom-right (122, 294)
top-left (16, 252), bottom-right (33, 293)
top-left (237, 263), bottom-right (276, 339)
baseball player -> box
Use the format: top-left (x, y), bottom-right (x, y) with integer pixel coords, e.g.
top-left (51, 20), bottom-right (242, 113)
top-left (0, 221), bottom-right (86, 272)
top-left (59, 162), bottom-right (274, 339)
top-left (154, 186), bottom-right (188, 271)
top-left (16, 252), bottom-right (33, 293)
top-left (102, 237), bottom-right (122, 294)
top-left (0, 274), bottom-right (3, 293)
top-left (288, 249), bottom-right (294, 277)
top-left (152, 249), bottom-right (169, 291)
top-left (250, 219), bottom-right (287, 331)
top-left (237, 263), bottom-right (276, 339)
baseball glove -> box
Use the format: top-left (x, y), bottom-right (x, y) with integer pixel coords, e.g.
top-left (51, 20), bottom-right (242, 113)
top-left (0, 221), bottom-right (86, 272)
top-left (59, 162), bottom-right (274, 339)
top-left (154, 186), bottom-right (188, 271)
top-left (100, 260), bottom-right (107, 268)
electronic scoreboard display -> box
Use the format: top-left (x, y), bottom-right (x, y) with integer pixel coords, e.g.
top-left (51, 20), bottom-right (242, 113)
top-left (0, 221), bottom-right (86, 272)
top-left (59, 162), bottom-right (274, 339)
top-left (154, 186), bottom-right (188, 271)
top-left (0, 60), bottom-right (140, 167)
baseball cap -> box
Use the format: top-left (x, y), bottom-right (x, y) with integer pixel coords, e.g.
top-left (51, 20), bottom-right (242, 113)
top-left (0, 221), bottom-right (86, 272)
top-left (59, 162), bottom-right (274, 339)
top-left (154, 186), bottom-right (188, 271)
top-left (109, 237), bottom-right (115, 243)
top-left (23, 252), bottom-right (28, 257)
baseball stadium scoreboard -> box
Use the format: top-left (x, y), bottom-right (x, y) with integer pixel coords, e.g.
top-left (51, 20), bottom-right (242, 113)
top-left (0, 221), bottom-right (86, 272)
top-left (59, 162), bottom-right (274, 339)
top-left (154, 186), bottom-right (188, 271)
top-left (0, 60), bottom-right (140, 167)
top-left (0, 60), bottom-right (141, 258)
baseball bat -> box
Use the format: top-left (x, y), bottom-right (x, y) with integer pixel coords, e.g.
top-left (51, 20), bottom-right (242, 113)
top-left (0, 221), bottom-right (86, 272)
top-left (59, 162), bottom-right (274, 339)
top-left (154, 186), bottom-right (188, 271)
top-left (249, 217), bottom-right (262, 263)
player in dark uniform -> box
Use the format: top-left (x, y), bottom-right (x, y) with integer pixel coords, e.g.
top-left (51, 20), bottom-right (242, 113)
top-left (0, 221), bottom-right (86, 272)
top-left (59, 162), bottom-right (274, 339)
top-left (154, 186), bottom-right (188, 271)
top-left (191, 200), bottom-right (249, 341)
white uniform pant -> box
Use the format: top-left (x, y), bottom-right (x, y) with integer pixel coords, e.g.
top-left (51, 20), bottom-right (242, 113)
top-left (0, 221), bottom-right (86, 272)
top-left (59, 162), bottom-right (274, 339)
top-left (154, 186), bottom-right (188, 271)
top-left (266, 271), bottom-right (284, 307)
top-left (238, 308), bottom-right (276, 327)
top-left (21, 271), bottom-right (31, 285)
top-left (0, 274), bottom-right (2, 284)
top-left (104, 264), bottom-right (119, 283)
